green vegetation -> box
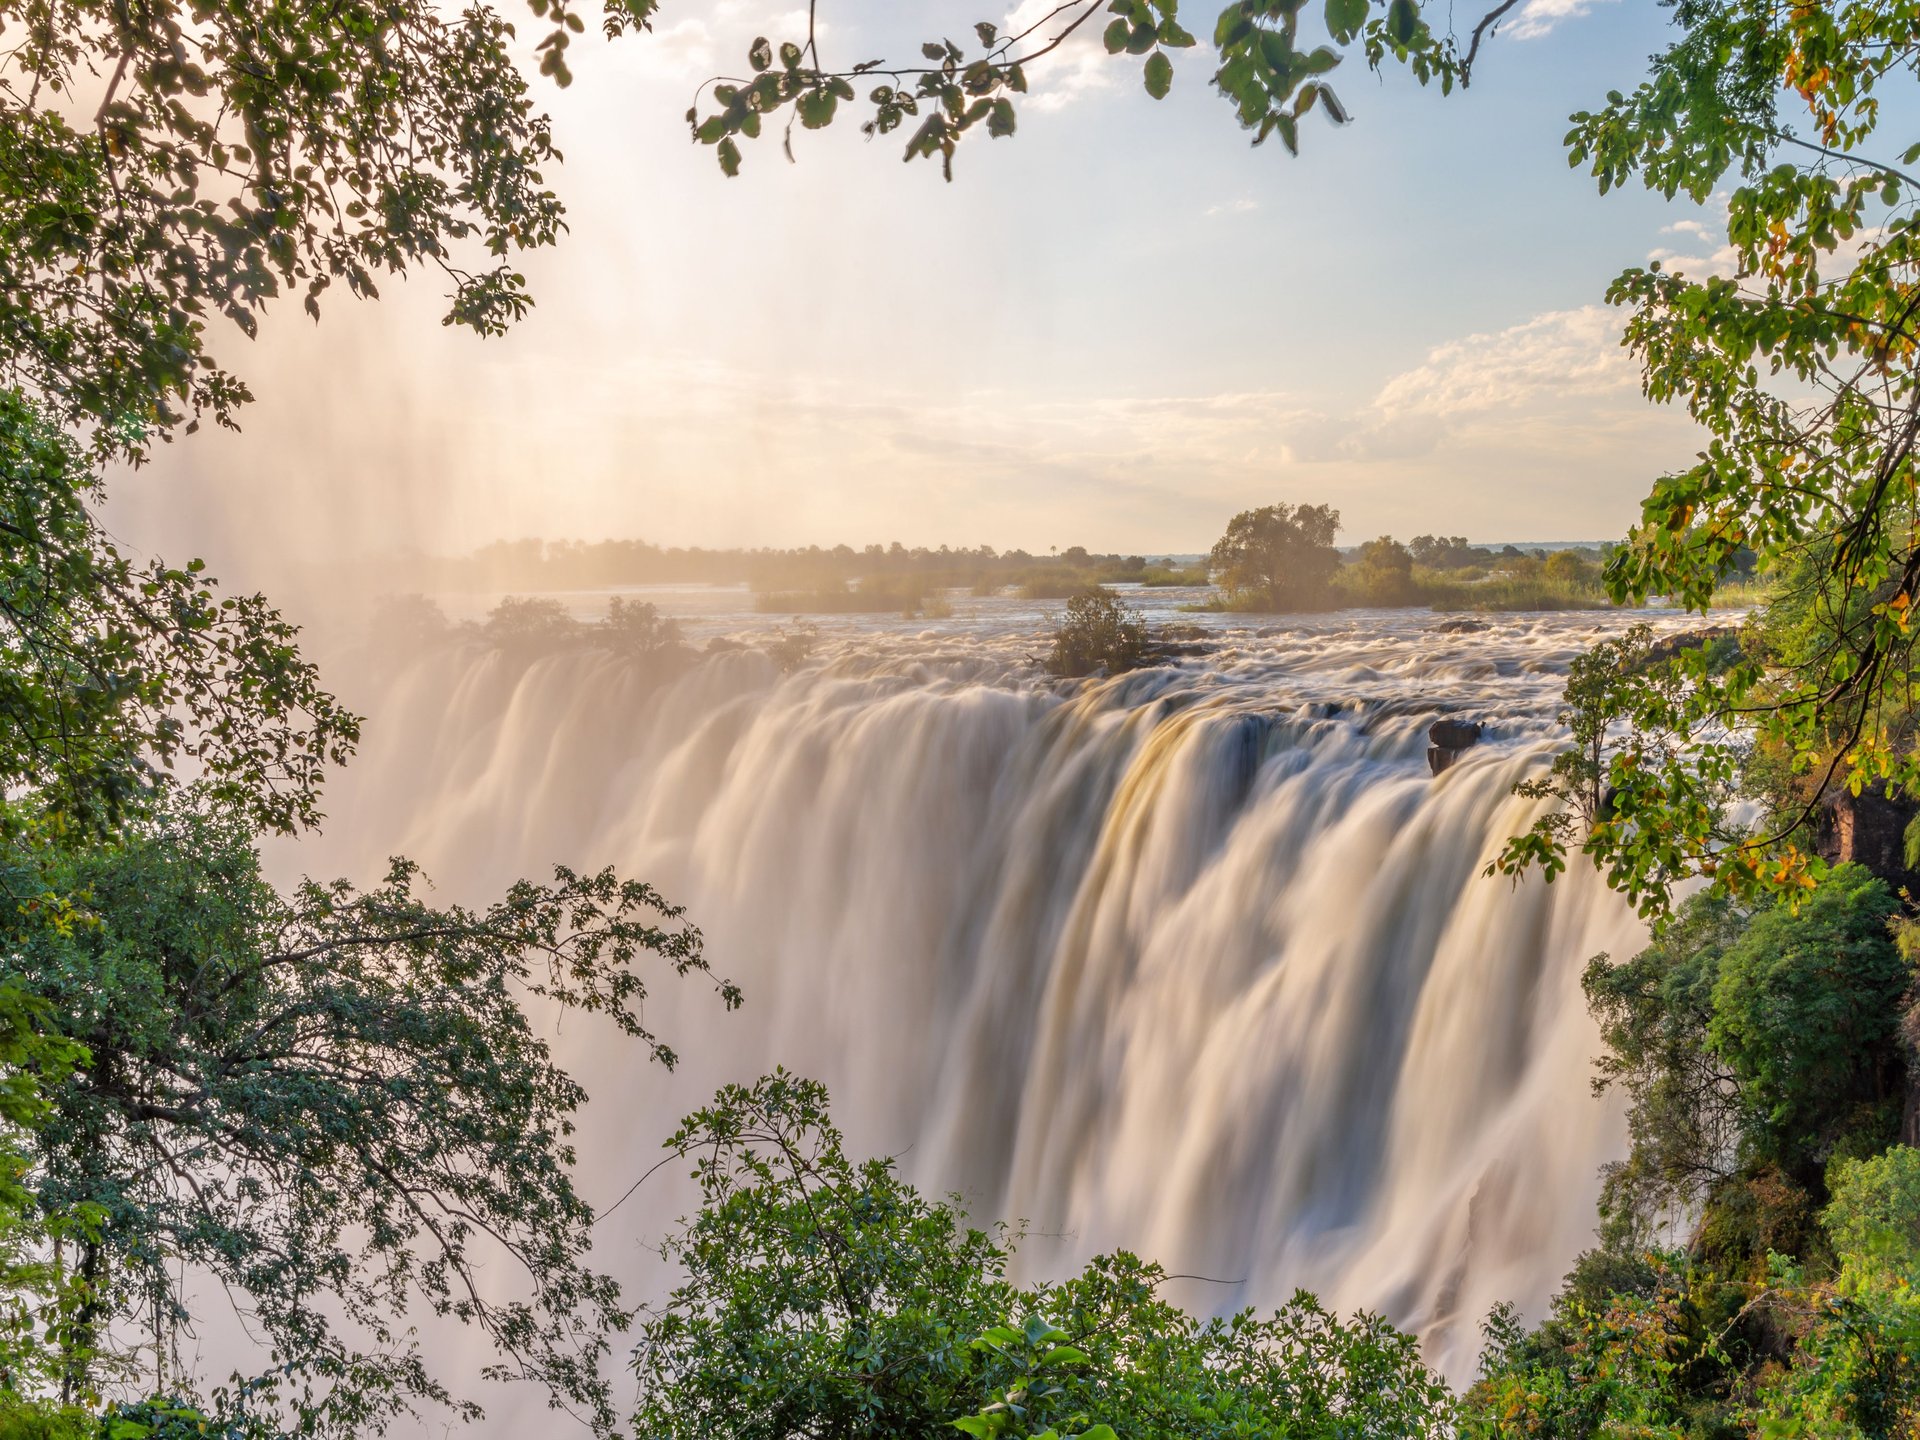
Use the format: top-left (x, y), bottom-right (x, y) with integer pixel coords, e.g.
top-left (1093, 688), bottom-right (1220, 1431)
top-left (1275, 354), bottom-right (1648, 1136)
top-left (1044, 591), bottom-right (1152, 678)
top-left (1191, 505), bottom-right (1629, 613)
top-left (4, 0), bottom-right (1920, 1435)
top-left (0, 1), bottom-right (738, 1432)
top-left (1204, 503), bottom-right (1343, 612)
top-left (4, 798), bottom-right (734, 1433)
top-left (631, 1072), bottom-right (1456, 1440)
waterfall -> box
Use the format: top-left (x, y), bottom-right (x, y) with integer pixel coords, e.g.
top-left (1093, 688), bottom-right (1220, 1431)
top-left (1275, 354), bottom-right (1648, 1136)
top-left (285, 604), bottom-right (1651, 1404)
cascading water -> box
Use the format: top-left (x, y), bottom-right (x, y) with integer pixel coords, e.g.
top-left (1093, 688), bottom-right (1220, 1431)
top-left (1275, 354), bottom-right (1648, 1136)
top-left (287, 593), bottom-right (1673, 1412)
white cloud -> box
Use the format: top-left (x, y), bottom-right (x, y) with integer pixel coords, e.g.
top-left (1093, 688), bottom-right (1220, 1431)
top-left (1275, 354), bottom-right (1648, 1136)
top-left (1000, 0), bottom-right (1120, 112)
top-left (1205, 197), bottom-right (1260, 218)
top-left (1371, 306), bottom-right (1636, 416)
top-left (1506, 0), bottom-right (1619, 41)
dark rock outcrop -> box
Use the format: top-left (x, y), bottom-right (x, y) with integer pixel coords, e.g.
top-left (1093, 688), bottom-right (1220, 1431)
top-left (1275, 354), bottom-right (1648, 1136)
top-left (1433, 619), bottom-right (1489, 634)
top-left (1816, 780), bottom-right (1920, 890)
top-left (1643, 625), bottom-right (1742, 668)
top-left (1427, 718), bottom-right (1483, 776)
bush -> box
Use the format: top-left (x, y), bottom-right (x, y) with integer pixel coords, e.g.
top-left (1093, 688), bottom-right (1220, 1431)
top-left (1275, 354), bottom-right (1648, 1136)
top-left (483, 594), bottom-right (580, 648)
top-left (1584, 864), bottom-right (1912, 1258)
top-left (766, 621), bottom-right (819, 673)
top-left (1043, 591), bottom-right (1149, 678)
top-left (631, 1074), bottom-right (1454, 1440)
top-left (1340, 537), bottom-right (1417, 605)
top-left (1709, 863), bottom-right (1910, 1178)
top-left (1824, 1145), bottom-right (1920, 1280)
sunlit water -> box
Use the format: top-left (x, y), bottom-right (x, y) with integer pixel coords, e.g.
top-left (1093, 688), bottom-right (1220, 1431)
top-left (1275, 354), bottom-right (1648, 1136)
top-left (279, 587), bottom-right (1707, 1418)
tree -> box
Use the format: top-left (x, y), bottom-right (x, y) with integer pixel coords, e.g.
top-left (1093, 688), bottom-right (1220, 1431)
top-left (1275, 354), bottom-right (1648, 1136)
top-left (1, 0), bottom-right (654, 463)
top-left (1346, 536), bottom-right (1417, 605)
top-left (1043, 590), bottom-right (1150, 678)
top-left (483, 594), bottom-right (581, 651)
top-left (0, 389), bottom-right (356, 838)
top-left (1474, 0), bottom-right (1920, 907)
top-left (632, 1072), bottom-right (1457, 1440)
top-left (1579, 864), bottom-right (1910, 1267)
top-left (1207, 504), bottom-right (1341, 612)
top-left (5, 796), bottom-right (737, 1435)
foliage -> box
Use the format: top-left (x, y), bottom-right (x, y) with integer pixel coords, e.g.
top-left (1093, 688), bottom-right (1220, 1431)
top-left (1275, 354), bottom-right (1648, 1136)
top-left (1582, 888), bottom-right (1751, 1248)
top-left (483, 595), bottom-right (580, 649)
top-left (0, 0), bottom-right (655, 460)
top-left (630, 1070), bottom-right (1020, 1440)
top-left (1342, 536), bottom-right (1418, 605)
top-left (0, 391), bottom-right (356, 836)
top-left (684, 0), bottom-right (1511, 180)
top-left (600, 596), bottom-right (692, 663)
top-left (766, 621), bottom-right (820, 673)
top-left (1579, 866), bottom-right (1909, 1263)
top-left (2, 796), bottom-right (737, 1435)
top-left (1707, 865), bottom-right (1910, 1178)
top-left (1493, 624), bottom-right (1728, 911)
top-left (1489, 0), bottom-right (1920, 909)
top-left (1043, 590), bottom-right (1150, 679)
top-left (633, 1073), bottom-right (1456, 1440)
top-left (1462, 1271), bottom-right (1708, 1439)
top-left (1823, 1146), bottom-right (1920, 1281)
top-left (952, 1315), bottom-right (1117, 1440)
top-left (1207, 503), bottom-right (1342, 612)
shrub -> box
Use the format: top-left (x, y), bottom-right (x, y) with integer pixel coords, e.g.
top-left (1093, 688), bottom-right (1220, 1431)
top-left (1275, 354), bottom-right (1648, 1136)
top-left (483, 594), bottom-right (580, 648)
top-left (631, 1074), bottom-right (1455, 1440)
top-left (1709, 863), bottom-right (1910, 1179)
top-left (1043, 591), bottom-right (1149, 679)
top-left (1584, 864), bottom-right (1912, 1258)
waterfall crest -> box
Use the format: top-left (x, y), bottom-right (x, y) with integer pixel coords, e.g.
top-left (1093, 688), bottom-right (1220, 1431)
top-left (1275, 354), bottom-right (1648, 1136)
top-left (292, 608), bottom-right (1653, 1387)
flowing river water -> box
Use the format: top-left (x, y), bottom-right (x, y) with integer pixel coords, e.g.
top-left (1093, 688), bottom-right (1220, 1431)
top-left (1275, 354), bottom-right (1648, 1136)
top-left (280, 586), bottom-right (1704, 1414)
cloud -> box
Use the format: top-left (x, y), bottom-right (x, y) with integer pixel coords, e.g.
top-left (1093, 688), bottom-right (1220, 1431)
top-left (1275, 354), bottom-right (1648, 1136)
top-left (616, 2), bottom-right (819, 80)
top-left (1205, 197), bottom-right (1260, 218)
top-left (1000, 0), bottom-right (1120, 112)
top-left (1505, 0), bottom-right (1619, 40)
top-left (1371, 306), bottom-right (1636, 417)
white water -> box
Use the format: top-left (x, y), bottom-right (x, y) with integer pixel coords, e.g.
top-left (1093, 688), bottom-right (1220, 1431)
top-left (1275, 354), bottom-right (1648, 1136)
top-left (288, 591), bottom-right (1680, 1415)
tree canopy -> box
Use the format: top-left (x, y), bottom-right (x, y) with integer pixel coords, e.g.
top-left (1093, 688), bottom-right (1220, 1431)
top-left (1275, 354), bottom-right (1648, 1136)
top-left (1207, 503), bottom-right (1342, 612)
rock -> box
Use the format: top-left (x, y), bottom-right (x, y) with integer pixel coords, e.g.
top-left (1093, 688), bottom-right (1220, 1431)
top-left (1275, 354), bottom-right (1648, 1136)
top-left (1433, 619), bottom-right (1489, 634)
top-left (1426, 717), bottom-right (1483, 777)
top-left (1817, 780), bottom-right (1920, 888)
top-left (1428, 718), bottom-right (1483, 750)
top-left (1643, 625), bottom-right (1741, 668)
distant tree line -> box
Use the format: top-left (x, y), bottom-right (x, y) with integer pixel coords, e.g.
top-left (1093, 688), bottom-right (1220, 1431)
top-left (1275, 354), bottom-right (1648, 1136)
top-left (429, 538), bottom-right (1200, 597)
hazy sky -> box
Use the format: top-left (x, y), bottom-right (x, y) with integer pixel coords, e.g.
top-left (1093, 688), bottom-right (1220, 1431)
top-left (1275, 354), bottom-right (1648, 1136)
top-left (115, 0), bottom-right (1726, 568)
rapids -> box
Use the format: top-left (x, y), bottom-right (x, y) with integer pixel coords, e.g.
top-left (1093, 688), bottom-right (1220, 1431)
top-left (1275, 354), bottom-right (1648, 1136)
top-left (287, 589), bottom-right (1690, 1406)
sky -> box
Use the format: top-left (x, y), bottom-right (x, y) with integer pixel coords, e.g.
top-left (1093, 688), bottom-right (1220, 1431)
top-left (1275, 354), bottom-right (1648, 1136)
top-left (112, 0), bottom-right (1731, 570)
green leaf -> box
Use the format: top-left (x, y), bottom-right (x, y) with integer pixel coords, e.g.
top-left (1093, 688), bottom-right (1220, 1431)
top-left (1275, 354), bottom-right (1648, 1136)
top-left (987, 98), bottom-right (1017, 137)
top-left (749, 36), bottom-right (772, 71)
top-left (798, 88), bottom-right (838, 128)
top-left (1144, 52), bottom-right (1173, 98)
top-left (1385, 0), bottom-right (1418, 45)
top-left (975, 21), bottom-right (998, 47)
top-left (717, 136), bottom-right (741, 176)
top-left (1325, 0), bottom-right (1368, 42)
top-left (1103, 18), bottom-right (1130, 52)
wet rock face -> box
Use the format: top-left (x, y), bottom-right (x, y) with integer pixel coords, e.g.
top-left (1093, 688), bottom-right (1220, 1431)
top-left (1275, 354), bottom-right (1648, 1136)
top-left (1819, 782), bottom-right (1920, 890)
top-left (1430, 719), bottom-right (1483, 750)
top-left (1427, 718), bottom-right (1484, 776)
